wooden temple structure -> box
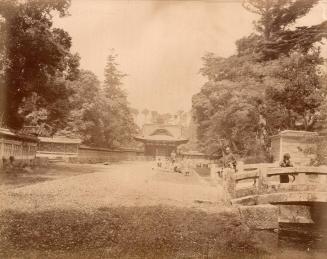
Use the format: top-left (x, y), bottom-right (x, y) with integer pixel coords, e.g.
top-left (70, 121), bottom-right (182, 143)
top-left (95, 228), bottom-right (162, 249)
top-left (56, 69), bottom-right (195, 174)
top-left (37, 136), bottom-right (81, 161)
top-left (134, 124), bottom-right (188, 157)
top-left (0, 127), bottom-right (38, 167)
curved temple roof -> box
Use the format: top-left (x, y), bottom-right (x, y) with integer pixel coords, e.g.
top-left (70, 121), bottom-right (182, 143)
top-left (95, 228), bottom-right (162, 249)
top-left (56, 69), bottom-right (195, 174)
top-left (134, 124), bottom-right (188, 144)
top-left (134, 135), bottom-right (188, 144)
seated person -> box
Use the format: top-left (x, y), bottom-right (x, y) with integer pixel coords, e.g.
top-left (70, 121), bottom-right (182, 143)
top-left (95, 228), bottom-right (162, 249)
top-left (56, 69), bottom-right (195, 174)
top-left (280, 153), bottom-right (293, 167)
top-left (279, 153), bottom-right (293, 183)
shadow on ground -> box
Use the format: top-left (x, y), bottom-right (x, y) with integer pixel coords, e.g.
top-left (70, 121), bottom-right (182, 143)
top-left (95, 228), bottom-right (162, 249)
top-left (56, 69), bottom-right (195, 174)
top-left (0, 206), bottom-right (265, 259)
top-left (0, 164), bottom-right (96, 189)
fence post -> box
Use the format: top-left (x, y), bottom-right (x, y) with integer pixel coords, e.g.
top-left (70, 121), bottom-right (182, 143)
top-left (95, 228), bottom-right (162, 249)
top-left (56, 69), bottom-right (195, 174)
top-left (257, 167), bottom-right (267, 195)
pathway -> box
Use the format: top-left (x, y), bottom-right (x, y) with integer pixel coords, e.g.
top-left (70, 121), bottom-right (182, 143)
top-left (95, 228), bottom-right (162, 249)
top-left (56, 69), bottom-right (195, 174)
top-left (0, 161), bottom-right (223, 212)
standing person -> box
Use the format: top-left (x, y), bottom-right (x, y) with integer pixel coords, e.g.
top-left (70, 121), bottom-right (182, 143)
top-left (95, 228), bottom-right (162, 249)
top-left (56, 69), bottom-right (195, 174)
top-left (156, 156), bottom-right (162, 168)
top-left (170, 150), bottom-right (176, 164)
top-left (223, 146), bottom-right (237, 172)
top-left (221, 147), bottom-right (237, 205)
top-left (168, 150), bottom-right (176, 172)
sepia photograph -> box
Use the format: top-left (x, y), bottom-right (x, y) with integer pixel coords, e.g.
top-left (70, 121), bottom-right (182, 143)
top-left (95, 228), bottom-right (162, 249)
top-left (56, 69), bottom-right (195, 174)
top-left (1, 0), bottom-right (327, 258)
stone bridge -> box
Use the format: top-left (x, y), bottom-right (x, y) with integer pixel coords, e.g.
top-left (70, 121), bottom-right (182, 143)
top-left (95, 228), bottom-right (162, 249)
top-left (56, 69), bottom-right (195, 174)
top-left (231, 165), bottom-right (327, 205)
top-left (226, 165), bottom-right (327, 224)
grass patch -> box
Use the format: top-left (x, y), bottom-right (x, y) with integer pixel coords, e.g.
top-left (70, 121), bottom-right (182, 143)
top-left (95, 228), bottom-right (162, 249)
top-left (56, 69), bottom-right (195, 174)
top-left (0, 206), bottom-right (266, 258)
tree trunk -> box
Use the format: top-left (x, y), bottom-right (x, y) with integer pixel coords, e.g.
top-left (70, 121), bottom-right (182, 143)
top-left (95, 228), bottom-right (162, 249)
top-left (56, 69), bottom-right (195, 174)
top-left (287, 109), bottom-right (293, 129)
top-left (303, 114), bottom-right (308, 131)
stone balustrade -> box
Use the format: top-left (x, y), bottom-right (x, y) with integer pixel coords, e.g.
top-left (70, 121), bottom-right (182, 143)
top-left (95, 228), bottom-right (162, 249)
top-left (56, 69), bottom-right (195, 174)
top-left (229, 165), bottom-right (327, 206)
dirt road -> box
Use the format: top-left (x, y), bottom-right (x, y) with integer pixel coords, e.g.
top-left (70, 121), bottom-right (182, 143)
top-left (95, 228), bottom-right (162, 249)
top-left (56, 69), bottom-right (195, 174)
top-left (0, 161), bottom-right (223, 212)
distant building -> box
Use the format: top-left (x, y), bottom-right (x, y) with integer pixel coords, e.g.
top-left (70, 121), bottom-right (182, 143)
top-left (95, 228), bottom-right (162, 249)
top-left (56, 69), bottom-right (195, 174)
top-left (134, 124), bottom-right (188, 157)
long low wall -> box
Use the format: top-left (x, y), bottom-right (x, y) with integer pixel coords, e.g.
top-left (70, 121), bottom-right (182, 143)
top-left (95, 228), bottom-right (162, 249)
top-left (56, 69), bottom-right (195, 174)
top-left (37, 145), bottom-right (213, 164)
top-left (77, 147), bottom-right (152, 163)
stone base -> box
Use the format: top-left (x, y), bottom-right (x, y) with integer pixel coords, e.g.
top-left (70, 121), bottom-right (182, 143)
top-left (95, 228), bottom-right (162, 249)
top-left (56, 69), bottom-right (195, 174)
top-left (278, 205), bottom-right (313, 223)
top-left (238, 204), bottom-right (279, 230)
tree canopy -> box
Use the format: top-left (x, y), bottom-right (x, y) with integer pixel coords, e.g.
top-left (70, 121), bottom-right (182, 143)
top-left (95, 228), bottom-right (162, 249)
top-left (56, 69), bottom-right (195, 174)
top-left (58, 54), bottom-right (137, 149)
top-left (241, 0), bottom-right (327, 60)
top-left (0, 0), bottom-right (79, 129)
top-left (0, 1), bottom-right (137, 149)
top-left (56, 70), bottom-right (107, 146)
top-left (192, 0), bottom-right (327, 161)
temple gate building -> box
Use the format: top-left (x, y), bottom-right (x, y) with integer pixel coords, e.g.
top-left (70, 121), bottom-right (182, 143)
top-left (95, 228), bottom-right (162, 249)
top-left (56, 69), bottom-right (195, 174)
top-left (134, 124), bottom-right (188, 157)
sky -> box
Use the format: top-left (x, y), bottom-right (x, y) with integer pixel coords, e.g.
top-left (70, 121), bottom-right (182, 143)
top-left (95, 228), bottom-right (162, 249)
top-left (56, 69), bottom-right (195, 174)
top-left (54, 0), bottom-right (327, 114)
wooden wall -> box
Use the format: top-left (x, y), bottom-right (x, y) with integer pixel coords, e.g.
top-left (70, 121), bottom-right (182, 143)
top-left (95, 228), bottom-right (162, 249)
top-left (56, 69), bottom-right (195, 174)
top-left (0, 137), bottom-right (38, 167)
top-left (77, 147), bottom-right (150, 163)
top-left (37, 142), bottom-right (79, 160)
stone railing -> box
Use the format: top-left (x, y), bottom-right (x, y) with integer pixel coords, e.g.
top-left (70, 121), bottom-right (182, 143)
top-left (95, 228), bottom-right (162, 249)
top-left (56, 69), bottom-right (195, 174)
top-left (228, 165), bottom-right (327, 205)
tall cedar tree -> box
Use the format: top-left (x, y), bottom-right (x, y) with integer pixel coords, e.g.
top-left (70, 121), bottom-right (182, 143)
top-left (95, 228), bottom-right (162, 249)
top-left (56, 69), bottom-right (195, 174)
top-left (102, 53), bottom-right (137, 148)
top-left (242, 0), bottom-right (327, 60)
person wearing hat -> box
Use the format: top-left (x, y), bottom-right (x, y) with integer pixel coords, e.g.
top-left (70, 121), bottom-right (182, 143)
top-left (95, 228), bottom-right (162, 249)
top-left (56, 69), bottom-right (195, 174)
top-left (280, 153), bottom-right (293, 167)
top-left (279, 153), bottom-right (293, 183)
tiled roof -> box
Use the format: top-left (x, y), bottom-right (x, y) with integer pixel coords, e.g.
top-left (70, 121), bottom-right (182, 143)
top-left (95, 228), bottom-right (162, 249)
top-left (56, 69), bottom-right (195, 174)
top-left (0, 127), bottom-right (38, 142)
top-left (38, 136), bottom-right (81, 144)
top-left (134, 135), bottom-right (188, 143)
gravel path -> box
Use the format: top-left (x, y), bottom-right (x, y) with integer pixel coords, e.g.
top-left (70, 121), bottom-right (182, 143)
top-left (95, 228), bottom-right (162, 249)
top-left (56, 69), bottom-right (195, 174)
top-left (0, 162), bottom-right (223, 212)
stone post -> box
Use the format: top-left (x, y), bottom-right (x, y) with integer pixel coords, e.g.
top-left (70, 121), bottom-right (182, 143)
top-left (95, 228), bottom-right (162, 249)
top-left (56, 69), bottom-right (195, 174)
top-left (222, 168), bottom-right (236, 204)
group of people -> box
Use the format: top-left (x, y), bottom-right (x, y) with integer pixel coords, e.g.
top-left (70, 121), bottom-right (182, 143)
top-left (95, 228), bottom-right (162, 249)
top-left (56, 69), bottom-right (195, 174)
top-left (217, 146), bottom-right (295, 181)
top-left (156, 146), bottom-right (296, 183)
top-left (155, 150), bottom-right (191, 176)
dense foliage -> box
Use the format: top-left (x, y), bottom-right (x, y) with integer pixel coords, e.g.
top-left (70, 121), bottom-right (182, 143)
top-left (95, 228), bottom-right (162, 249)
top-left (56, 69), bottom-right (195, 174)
top-left (57, 70), bottom-right (106, 146)
top-left (0, 0), bottom-right (79, 130)
top-left (0, 1), bottom-right (137, 148)
top-left (192, 0), bottom-right (327, 160)
top-left (59, 54), bottom-right (137, 148)
top-left (241, 0), bottom-right (327, 60)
